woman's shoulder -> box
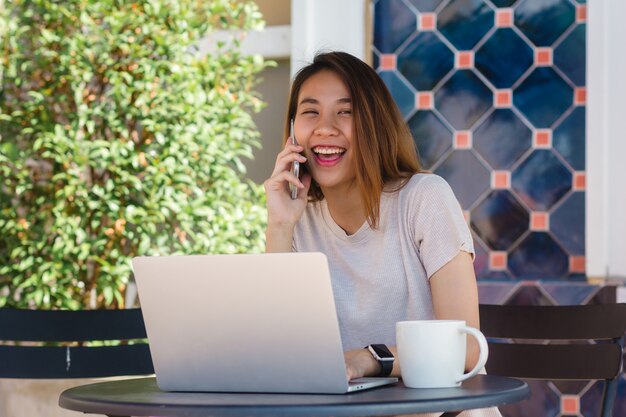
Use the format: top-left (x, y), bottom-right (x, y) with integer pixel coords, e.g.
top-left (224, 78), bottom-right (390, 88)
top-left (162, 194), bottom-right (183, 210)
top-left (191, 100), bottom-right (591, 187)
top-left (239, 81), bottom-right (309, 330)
top-left (390, 173), bottom-right (459, 213)
top-left (401, 172), bottom-right (453, 195)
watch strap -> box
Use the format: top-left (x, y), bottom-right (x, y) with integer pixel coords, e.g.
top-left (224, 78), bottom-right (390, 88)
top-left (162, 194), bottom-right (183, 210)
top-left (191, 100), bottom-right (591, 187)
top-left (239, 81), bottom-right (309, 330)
top-left (366, 344), bottom-right (394, 377)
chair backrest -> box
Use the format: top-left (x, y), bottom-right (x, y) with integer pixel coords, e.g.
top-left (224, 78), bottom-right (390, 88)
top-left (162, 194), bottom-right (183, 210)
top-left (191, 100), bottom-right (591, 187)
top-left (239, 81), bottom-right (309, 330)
top-left (479, 303), bottom-right (626, 417)
top-left (0, 308), bottom-right (154, 378)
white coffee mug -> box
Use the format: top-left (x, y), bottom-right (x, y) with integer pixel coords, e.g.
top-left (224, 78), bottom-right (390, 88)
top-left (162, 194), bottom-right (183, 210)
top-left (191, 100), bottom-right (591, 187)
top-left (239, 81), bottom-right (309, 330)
top-left (396, 320), bottom-right (489, 388)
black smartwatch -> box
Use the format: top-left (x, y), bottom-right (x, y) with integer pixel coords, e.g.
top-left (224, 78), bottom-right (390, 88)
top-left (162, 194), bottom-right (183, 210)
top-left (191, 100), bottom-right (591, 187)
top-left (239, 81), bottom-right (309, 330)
top-left (365, 344), bottom-right (394, 377)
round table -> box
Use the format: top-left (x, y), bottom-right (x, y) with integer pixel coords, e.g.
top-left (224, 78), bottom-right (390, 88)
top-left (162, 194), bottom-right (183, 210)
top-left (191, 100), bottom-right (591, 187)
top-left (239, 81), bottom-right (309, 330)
top-left (59, 374), bottom-right (530, 417)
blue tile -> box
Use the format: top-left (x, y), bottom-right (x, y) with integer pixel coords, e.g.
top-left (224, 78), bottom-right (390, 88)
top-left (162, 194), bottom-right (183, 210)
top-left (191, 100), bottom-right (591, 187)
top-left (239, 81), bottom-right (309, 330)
top-left (568, 272), bottom-right (586, 281)
top-left (499, 380), bottom-right (561, 417)
top-left (435, 70), bottom-right (492, 129)
top-left (554, 24), bottom-right (586, 86)
top-left (508, 232), bottom-right (569, 279)
top-left (477, 282), bottom-right (519, 303)
top-left (551, 192), bottom-right (585, 255)
top-left (514, 67), bottom-right (573, 128)
top-left (397, 31), bottom-right (454, 91)
top-left (374, 0), bottom-right (417, 54)
top-left (434, 150), bottom-right (490, 209)
top-left (587, 286), bottom-right (618, 305)
top-left (491, 0), bottom-right (518, 6)
top-left (475, 28), bottom-right (534, 88)
top-left (480, 270), bottom-right (514, 280)
top-left (406, 0), bottom-right (444, 12)
top-left (610, 375), bottom-right (626, 417)
top-left (438, 0), bottom-right (494, 50)
top-left (551, 380), bottom-right (592, 394)
top-left (511, 150), bottom-right (572, 211)
top-left (408, 111), bottom-right (453, 169)
top-left (541, 283), bottom-right (599, 305)
top-left (474, 109), bottom-right (532, 169)
top-left (515, 0), bottom-right (576, 47)
top-left (507, 284), bottom-right (555, 305)
top-left (471, 190), bottom-right (529, 250)
top-left (372, 51), bottom-right (380, 70)
top-left (378, 71), bottom-right (415, 119)
top-left (581, 380), bottom-right (619, 417)
top-left (553, 107), bottom-right (585, 171)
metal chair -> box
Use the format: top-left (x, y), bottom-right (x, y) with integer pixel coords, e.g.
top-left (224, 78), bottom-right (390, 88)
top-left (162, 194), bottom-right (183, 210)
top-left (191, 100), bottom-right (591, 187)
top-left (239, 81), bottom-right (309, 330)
top-left (0, 308), bottom-right (153, 378)
top-left (479, 303), bottom-right (626, 417)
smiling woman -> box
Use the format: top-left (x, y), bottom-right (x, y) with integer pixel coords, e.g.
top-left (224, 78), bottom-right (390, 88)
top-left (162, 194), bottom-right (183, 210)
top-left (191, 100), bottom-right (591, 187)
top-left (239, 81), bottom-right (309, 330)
top-left (263, 51), bottom-right (502, 417)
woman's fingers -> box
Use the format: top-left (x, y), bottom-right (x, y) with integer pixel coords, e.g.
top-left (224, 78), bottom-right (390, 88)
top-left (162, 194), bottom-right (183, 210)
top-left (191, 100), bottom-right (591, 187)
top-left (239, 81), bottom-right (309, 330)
top-left (271, 146), bottom-right (306, 178)
top-left (264, 169), bottom-right (304, 193)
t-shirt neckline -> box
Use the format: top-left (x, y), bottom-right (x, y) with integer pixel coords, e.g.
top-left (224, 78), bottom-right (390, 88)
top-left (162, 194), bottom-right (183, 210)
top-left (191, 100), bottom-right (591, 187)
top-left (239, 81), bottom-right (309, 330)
top-left (320, 199), bottom-right (373, 243)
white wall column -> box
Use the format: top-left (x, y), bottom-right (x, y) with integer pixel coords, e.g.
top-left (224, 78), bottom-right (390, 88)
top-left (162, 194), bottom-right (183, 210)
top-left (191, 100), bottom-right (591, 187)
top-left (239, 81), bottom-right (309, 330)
top-left (290, 0), bottom-right (368, 77)
top-left (587, 1), bottom-right (626, 280)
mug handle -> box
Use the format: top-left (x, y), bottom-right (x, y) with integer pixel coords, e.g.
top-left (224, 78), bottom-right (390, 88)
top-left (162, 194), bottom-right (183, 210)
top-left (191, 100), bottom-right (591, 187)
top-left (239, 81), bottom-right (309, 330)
top-left (456, 326), bottom-right (489, 383)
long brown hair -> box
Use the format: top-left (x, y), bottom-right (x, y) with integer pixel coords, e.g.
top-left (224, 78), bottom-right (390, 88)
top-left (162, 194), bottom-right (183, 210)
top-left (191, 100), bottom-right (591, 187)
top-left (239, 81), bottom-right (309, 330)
top-left (285, 51), bottom-right (422, 228)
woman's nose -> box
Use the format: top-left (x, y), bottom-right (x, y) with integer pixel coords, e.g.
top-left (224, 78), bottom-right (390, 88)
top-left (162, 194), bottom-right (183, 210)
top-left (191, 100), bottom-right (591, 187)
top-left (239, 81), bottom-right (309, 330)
top-left (313, 115), bottom-right (339, 137)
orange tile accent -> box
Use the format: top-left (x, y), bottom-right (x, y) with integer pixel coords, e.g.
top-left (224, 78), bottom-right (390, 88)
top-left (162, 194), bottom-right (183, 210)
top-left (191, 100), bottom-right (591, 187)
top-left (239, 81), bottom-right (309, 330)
top-left (492, 171), bottom-right (510, 189)
top-left (573, 172), bottom-right (586, 190)
top-left (534, 130), bottom-right (552, 148)
top-left (419, 13), bottom-right (436, 31)
top-left (496, 9), bottom-right (513, 28)
top-left (531, 212), bottom-right (549, 231)
top-left (454, 131), bottom-right (472, 149)
top-left (490, 252), bottom-right (507, 270)
top-left (576, 5), bottom-right (587, 23)
top-left (575, 87), bottom-right (586, 105)
top-left (379, 54), bottom-right (396, 71)
top-left (456, 51), bottom-right (473, 69)
top-left (495, 90), bottom-right (512, 108)
top-left (535, 48), bottom-right (553, 66)
top-left (416, 92), bottom-right (433, 110)
top-left (569, 257), bottom-right (586, 274)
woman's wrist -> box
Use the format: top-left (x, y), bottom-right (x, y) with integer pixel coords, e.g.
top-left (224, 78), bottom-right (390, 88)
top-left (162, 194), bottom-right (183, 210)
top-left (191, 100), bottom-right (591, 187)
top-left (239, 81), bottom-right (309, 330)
top-left (363, 348), bottom-right (383, 376)
top-left (265, 223), bottom-right (295, 253)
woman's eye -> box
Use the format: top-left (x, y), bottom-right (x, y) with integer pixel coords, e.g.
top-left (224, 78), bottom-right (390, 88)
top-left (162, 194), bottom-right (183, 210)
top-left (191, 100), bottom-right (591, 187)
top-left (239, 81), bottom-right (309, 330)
top-left (339, 109), bottom-right (352, 115)
top-left (301, 110), bottom-right (318, 115)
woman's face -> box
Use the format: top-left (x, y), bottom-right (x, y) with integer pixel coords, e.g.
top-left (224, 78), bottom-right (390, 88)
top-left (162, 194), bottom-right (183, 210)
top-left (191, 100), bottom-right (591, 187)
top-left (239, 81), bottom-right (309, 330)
top-left (294, 70), bottom-right (355, 194)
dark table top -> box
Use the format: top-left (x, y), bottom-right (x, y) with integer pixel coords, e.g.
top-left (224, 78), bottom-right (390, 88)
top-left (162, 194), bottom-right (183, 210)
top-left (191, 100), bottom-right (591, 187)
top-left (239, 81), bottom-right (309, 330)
top-left (59, 374), bottom-right (530, 417)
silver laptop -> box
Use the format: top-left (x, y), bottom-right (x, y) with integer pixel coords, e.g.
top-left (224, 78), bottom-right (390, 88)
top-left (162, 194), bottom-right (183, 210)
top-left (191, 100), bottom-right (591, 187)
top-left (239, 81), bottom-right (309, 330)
top-left (132, 252), bottom-right (398, 394)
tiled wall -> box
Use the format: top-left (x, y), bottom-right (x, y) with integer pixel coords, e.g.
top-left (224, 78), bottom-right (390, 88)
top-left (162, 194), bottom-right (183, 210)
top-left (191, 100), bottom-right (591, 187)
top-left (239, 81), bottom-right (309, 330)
top-left (372, 1), bottom-right (626, 416)
top-left (373, 0), bottom-right (586, 281)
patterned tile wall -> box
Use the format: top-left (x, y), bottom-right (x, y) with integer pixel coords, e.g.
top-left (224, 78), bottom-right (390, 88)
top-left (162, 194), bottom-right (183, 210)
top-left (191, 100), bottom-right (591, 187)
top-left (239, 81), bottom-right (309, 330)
top-left (371, 2), bottom-right (626, 415)
top-left (373, 0), bottom-right (586, 281)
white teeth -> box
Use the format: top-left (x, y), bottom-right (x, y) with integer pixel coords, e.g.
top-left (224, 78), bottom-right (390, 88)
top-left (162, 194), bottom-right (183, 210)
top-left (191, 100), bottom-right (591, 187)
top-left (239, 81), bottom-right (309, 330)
top-left (313, 147), bottom-right (345, 155)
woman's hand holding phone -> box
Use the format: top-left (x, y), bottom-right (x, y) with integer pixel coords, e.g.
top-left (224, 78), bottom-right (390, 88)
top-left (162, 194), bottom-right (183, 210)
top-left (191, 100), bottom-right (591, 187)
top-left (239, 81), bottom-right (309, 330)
top-left (263, 125), bottom-right (311, 251)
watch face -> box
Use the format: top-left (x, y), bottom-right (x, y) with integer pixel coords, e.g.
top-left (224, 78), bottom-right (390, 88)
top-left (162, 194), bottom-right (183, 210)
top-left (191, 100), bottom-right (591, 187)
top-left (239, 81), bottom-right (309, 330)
top-left (370, 344), bottom-right (393, 359)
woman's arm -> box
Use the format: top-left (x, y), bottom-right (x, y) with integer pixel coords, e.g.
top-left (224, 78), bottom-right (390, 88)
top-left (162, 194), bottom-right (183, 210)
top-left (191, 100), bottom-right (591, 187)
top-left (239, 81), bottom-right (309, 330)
top-left (429, 250), bottom-right (480, 371)
top-left (343, 251), bottom-right (479, 379)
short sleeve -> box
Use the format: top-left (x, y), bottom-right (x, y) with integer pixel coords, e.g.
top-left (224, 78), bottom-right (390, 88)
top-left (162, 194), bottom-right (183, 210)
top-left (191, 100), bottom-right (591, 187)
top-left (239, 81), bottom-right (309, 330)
top-left (407, 175), bottom-right (474, 279)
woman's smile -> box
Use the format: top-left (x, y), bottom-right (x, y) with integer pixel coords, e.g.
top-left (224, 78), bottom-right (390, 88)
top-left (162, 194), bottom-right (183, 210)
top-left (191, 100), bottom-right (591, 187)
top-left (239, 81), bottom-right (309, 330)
top-left (312, 145), bottom-right (347, 166)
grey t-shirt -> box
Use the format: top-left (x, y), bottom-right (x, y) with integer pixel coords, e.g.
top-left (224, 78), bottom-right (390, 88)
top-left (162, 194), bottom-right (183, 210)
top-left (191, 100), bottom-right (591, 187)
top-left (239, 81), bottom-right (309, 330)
top-left (293, 174), bottom-right (502, 417)
top-left (293, 174), bottom-right (474, 351)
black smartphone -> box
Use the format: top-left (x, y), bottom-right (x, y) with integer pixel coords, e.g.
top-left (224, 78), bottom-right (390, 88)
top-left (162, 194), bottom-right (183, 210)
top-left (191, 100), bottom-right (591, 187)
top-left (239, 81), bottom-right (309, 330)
top-left (289, 118), bottom-right (300, 200)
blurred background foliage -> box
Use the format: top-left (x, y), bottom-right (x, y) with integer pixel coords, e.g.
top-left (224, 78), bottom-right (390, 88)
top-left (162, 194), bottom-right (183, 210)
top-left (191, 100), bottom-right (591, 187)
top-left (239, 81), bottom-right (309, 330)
top-left (0, 0), bottom-right (270, 309)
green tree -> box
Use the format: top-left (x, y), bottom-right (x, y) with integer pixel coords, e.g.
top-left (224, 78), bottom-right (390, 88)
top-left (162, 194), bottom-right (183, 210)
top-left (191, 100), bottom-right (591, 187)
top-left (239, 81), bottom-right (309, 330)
top-left (0, 0), bottom-right (269, 309)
